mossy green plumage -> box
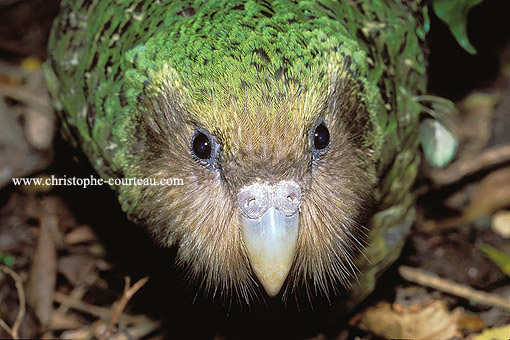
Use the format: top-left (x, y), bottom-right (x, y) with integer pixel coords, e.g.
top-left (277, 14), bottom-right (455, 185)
top-left (46, 0), bottom-right (427, 306)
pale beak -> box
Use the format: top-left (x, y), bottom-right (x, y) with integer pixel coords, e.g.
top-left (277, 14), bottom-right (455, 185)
top-left (238, 181), bottom-right (301, 297)
top-left (242, 208), bottom-right (299, 296)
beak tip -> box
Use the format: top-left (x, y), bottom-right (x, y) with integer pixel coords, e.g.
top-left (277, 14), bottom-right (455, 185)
top-left (255, 270), bottom-right (287, 297)
top-left (266, 287), bottom-right (282, 297)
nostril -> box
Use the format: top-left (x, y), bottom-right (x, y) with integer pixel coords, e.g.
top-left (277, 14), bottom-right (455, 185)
top-left (247, 197), bottom-right (256, 207)
top-left (238, 183), bottom-right (272, 219)
top-left (274, 181), bottom-right (302, 217)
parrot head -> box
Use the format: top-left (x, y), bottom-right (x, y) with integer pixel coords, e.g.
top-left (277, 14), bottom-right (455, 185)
top-left (124, 26), bottom-right (379, 301)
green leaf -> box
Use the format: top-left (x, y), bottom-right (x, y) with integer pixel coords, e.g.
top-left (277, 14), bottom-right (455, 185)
top-left (432, 0), bottom-right (483, 55)
top-left (420, 118), bottom-right (458, 168)
top-left (0, 253), bottom-right (15, 267)
top-left (478, 243), bottom-right (510, 277)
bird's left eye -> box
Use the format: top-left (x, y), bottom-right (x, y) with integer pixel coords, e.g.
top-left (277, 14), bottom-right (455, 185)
top-left (313, 123), bottom-right (330, 150)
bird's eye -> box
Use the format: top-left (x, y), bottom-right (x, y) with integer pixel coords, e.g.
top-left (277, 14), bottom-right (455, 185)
top-left (192, 131), bottom-right (212, 159)
top-left (313, 123), bottom-right (330, 150)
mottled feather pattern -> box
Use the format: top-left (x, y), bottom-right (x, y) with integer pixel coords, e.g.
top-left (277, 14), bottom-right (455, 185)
top-left (46, 0), bottom-right (427, 305)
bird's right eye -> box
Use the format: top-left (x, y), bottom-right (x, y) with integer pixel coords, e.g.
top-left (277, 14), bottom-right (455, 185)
top-left (192, 131), bottom-right (212, 159)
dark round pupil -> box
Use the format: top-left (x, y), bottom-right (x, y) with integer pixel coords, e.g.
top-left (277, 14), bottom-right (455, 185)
top-left (193, 132), bottom-right (212, 159)
top-left (314, 123), bottom-right (330, 150)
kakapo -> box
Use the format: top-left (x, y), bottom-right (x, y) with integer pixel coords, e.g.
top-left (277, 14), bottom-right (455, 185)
top-left (45, 0), bottom-right (463, 306)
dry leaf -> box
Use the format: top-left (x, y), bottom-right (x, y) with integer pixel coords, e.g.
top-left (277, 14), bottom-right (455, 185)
top-left (356, 300), bottom-right (460, 340)
top-left (464, 167), bottom-right (510, 221)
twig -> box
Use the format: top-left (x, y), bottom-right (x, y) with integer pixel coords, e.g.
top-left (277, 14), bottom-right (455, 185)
top-left (27, 197), bottom-right (59, 327)
top-left (0, 84), bottom-right (52, 112)
top-left (56, 272), bottom-right (98, 315)
top-left (429, 144), bottom-right (510, 186)
top-left (0, 265), bottom-right (26, 339)
top-left (53, 292), bottom-right (141, 324)
top-left (399, 265), bottom-right (510, 311)
top-left (100, 276), bottom-right (149, 340)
